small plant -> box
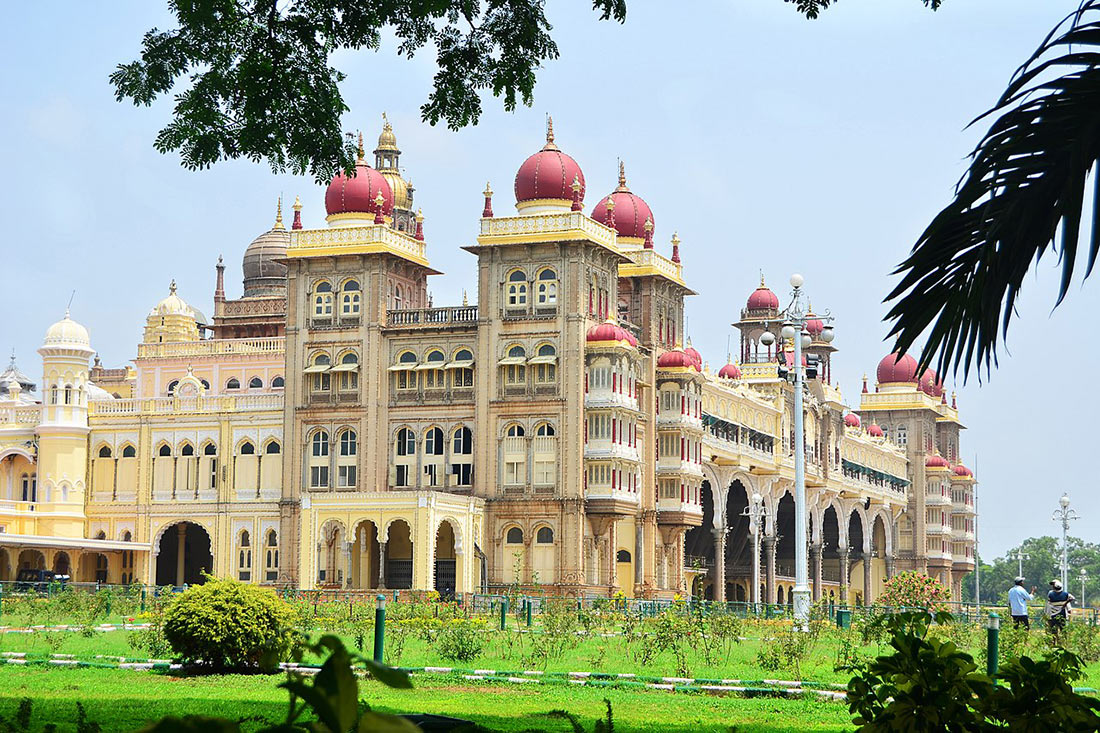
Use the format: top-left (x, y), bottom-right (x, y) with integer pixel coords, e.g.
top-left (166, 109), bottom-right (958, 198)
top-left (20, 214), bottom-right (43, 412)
top-left (873, 571), bottom-right (951, 611)
top-left (0, 699), bottom-right (101, 733)
top-left (128, 610), bottom-right (173, 659)
top-left (434, 617), bottom-right (486, 662)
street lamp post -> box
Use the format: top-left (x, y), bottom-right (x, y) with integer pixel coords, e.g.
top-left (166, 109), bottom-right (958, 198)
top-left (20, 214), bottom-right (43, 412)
top-left (1080, 568), bottom-right (1088, 610)
top-left (760, 274), bottom-right (834, 627)
top-left (1052, 494), bottom-right (1079, 589)
top-left (1014, 549), bottom-right (1029, 579)
top-left (742, 491), bottom-right (766, 610)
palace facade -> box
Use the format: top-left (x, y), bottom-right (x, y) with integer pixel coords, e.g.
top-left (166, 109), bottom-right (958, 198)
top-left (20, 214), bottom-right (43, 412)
top-left (0, 119), bottom-right (977, 602)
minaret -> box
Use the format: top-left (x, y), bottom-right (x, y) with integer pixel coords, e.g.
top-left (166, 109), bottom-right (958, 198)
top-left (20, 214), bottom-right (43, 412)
top-left (37, 311), bottom-right (95, 516)
top-left (374, 113), bottom-right (415, 230)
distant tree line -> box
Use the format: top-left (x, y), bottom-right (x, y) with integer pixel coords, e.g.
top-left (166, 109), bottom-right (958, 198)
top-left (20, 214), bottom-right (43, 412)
top-left (964, 536), bottom-right (1100, 606)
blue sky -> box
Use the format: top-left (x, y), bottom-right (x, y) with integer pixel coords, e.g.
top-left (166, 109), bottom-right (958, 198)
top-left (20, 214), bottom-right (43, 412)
top-left (0, 1), bottom-right (1092, 563)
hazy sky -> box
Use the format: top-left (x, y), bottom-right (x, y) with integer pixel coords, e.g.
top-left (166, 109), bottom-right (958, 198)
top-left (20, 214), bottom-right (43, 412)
top-left (1, 1), bottom-right (1092, 562)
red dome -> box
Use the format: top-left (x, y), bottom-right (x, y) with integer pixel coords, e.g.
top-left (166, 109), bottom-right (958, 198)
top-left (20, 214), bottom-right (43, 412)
top-left (718, 363), bottom-right (741, 379)
top-left (624, 329), bottom-right (638, 347)
top-left (684, 343), bottom-right (702, 371)
top-left (806, 317), bottom-right (824, 337)
top-left (514, 122), bottom-right (584, 206)
top-left (926, 454), bottom-right (949, 468)
top-left (747, 285), bottom-right (780, 311)
top-left (843, 413), bottom-right (861, 428)
top-left (591, 164), bottom-right (653, 241)
top-left (867, 422), bottom-right (884, 437)
top-left (325, 159), bottom-right (394, 218)
top-left (586, 321), bottom-right (632, 346)
top-left (657, 349), bottom-right (694, 369)
top-left (919, 368), bottom-right (944, 397)
top-left (782, 351), bottom-right (808, 367)
top-left (876, 353), bottom-right (919, 384)
top-left (953, 464), bottom-right (973, 477)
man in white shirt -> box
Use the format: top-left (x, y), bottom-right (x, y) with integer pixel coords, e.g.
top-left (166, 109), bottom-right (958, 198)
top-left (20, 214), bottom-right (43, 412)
top-left (1008, 576), bottom-right (1035, 629)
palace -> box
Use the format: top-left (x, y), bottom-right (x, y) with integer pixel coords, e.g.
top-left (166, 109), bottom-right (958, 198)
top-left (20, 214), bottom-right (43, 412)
top-left (0, 119), bottom-right (977, 602)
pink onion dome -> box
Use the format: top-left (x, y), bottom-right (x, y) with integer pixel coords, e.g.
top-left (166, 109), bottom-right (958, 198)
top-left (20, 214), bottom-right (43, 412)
top-left (747, 278), bottom-right (780, 311)
top-left (591, 162), bottom-right (654, 243)
top-left (805, 314), bottom-right (824, 338)
top-left (623, 329), bottom-right (639, 347)
top-left (514, 118), bottom-right (585, 208)
top-left (782, 350), bottom-right (808, 367)
top-left (867, 422), bottom-right (884, 437)
top-left (953, 464), bottom-right (973, 478)
top-left (918, 368), bottom-right (944, 397)
top-left (925, 454), bottom-right (950, 468)
top-left (586, 320), bottom-right (632, 346)
top-left (657, 348), bottom-right (695, 370)
top-left (718, 362), bottom-right (741, 379)
top-left (876, 352), bottom-right (919, 384)
top-left (325, 134), bottom-right (394, 218)
top-left (843, 413), bottom-right (861, 428)
top-left (683, 340), bottom-right (702, 371)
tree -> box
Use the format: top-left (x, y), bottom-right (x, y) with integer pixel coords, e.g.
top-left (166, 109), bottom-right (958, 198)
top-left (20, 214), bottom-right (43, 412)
top-left (962, 536), bottom-right (1100, 605)
top-left (888, 3), bottom-right (1100, 380)
top-left (115, 1), bottom-right (939, 183)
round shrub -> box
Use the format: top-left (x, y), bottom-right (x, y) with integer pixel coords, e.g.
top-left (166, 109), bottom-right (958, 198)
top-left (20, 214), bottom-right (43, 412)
top-left (875, 571), bottom-right (951, 611)
top-left (162, 577), bottom-right (300, 671)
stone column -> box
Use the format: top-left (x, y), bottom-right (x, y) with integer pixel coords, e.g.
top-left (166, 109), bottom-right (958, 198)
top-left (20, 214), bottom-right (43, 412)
top-left (377, 541), bottom-right (387, 589)
top-left (523, 537), bottom-right (533, 585)
top-left (811, 544), bottom-right (823, 602)
top-left (713, 528), bottom-right (727, 603)
top-left (863, 552), bottom-right (873, 605)
top-left (343, 541), bottom-right (353, 588)
top-left (763, 535), bottom-right (777, 605)
top-left (885, 556), bottom-right (896, 582)
top-left (606, 523), bottom-right (618, 594)
top-left (839, 547), bottom-right (850, 604)
top-left (634, 519), bottom-right (645, 590)
top-left (175, 524), bottom-right (187, 586)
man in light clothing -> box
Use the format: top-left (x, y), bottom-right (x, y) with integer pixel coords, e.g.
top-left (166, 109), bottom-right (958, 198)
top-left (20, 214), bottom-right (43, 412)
top-left (1046, 579), bottom-right (1076, 637)
top-left (1008, 576), bottom-right (1035, 629)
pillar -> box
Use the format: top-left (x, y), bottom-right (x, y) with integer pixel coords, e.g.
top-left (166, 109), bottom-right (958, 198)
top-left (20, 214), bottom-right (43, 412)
top-left (863, 551), bottom-right (873, 605)
top-left (811, 544), bottom-right (823, 602)
top-left (713, 528), bottom-right (727, 603)
top-left (885, 556), bottom-right (895, 582)
top-left (344, 542), bottom-right (353, 589)
top-left (378, 541), bottom-right (387, 589)
top-left (605, 523), bottom-right (618, 593)
top-left (763, 535), bottom-right (777, 604)
top-left (839, 547), bottom-right (850, 603)
top-left (634, 519), bottom-right (644, 591)
top-left (523, 536), bottom-right (533, 585)
top-left (175, 524), bottom-right (187, 586)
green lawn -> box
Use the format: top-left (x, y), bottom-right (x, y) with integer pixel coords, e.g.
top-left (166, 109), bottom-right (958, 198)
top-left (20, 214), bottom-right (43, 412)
top-left (0, 666), bottom-right (852, 732)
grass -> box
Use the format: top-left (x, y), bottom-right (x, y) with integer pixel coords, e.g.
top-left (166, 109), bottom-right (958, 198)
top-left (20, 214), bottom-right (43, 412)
top-left (0, 666), bottom-right (853, 732)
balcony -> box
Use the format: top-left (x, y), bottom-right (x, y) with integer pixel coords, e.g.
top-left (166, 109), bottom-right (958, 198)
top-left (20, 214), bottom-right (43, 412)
top-left (656, 456), bottom-right (704, 477)
top-left (90, 393), bottom-right (283, 416)
top-left (926, 523), bottom-right (951, 536)
top-left (584, 440), bottom-right (640, 462)
top-left (657, 497), bottom-right (704, 527)
top-left (0, 405), bottom-right (39, 426)
top-left (136, 336), bottom-right (284, 359)
top-left (585, 391), bottom-right (640, 411)
top-left (925, 491), bottom-right (951, 506)
top-left (585, 485), bottom-right (640, 515)
top-left (386, 305), bottom-right (478, 329)
top-left (951, 528), bottom-right (976, 542)
top-left (656, 411), bottom-right (703, 430)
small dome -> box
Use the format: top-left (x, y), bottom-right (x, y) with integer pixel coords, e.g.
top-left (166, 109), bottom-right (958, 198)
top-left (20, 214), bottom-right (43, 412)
top-left (867, 422), bottom-right (884, 438)
top-left (843, 413), bottom-right (861, 428)
top-left (514, 119), bottom-right (585, 209)
top-left (918, 368), bottom-right (944, 397)
top-left (86, 382), bottom-right (115, 401)
top-left (876, 352), bottom-right (919, 384)
top-left (953, 464), bottom-right (973, 478)
top-left (782, 350), bottom-right (808, 367)
top-left (591, 163), bottom-right (654, 242)
top-left (44, 311), bottom-right (91, 350)
top-left (926, 454), bottom-right (949, 468)
top-left (657, 349), bottom-right (695, 369)
top-left (718, 363), bottom-right (741, 379)
top-left (243, 225), bottom-right (290, 297)
top-left (746, 281), bottom-right (780, 311)
top-left (325, 135), bottom-right (394, 219)
top-left (154, 281), bottom-right (192, 317)
top-left (684, 341), bottom-right (702, 371)
top-left (586, 320), bottom-right (633, 346)
top-left (806, 315), bottom-right (824, 337)
top-left (0, 354), bottom-right (35, 396)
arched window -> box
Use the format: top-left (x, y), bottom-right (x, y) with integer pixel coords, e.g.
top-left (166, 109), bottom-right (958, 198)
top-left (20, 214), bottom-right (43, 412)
top-left (617, 550), bottom-right (632, 563)
top-left (21, 473), bottom-right (37, 502)
top-left (506, 423), bottom-right (525, 437)
top-left (203, 442), bottom-right (217, 456)
top-left (64, 385), bottom-right (73, 405)
top-left (226, 377), bottom-right (241, 390)
top-left (264, 440), bottom-right (281, 455)
top-left (313, 281), bottom-right (333, 320)
top-left (180, 443), bottom-right (195, 457)
top-left (341, 279), bottom-right (361, 317)
top-left (424, 426), bottom-right (444, 455)
top-left (336, 352), bottom-right (359, 393)
top-left (506, 269), bottom-right (528, 308)
top-left (239, 441), bottom-right (255, 455)
top-left (167, 380), bottom-right (179, 395)
top-left (452, 426), bottom-right (473, 454)
top-left (395, 428), bottom-right (415, 456)
top-left (308, 353), bottom-right (331, 393)
top-left (536, 422), bottom-right (555, 436)
top-left (98, 445), bottom-right (112, 458)
top-left (502, 345), bottom-right (526, 385)
top-left (424, 349), bottom-right (445, 390)
top-left (450, 348), bottom-right (474, 388)
top-left (271, 376), bottom-right (285, 389)
top-left (50, 386), bottom-right (58, 404)
top-left (394, 351), bottom-right (418, 391)
top-left (394, 427), bottom-right (415, 487)
top-left (536, 268), bottom-right (558, 305)
top-left (536, 527), bottom-right (554, 544)
top-left (532, 343), bottom-right (557, 383)
top-left (237, 530), bottom-right (252, 581)
top-left (309, 430), bottom-right (329, 488)
top-left (505, 527), bottom-right (524, 544)
top-left (122, 445), bottom-right (136, 458)
top-left (248, 376), bottom-right (263, 389)
top-left (264, 529), bottom-right (279, 581)
top-left (337, 429), bottom-right (357, 488)
top-left (200, 379), bottom-right (210, 390)
top-left (311, 431), bottom-right (329, 457)
top-left (158, 444), bottom-right (172, 457)
top-left (394, 283), bottom-right (404, 310)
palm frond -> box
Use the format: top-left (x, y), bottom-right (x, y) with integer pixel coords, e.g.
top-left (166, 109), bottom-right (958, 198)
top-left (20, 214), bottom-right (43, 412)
top-left (886, 1), bottom-right (1100, 381)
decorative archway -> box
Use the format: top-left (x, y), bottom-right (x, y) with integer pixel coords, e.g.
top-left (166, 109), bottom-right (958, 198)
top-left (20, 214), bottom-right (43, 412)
top-left (18, 549), bottom-right (45, 571)
top-left (52, 551), bottom-right (71, 576)
top-left (155, 521), bottom-right (213, 586)
top-left (350, 520), bottom-right (380, 589)
top-left (383, 519), bottom-right (413, 590)
top-left (434, 519), bottom-right (458, 598)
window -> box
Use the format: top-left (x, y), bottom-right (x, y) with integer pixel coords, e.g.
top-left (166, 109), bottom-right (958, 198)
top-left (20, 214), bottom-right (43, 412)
top-left (533, 344), bottom-right (557, 383)
top-left (506, 527), bottom-right (524, 544)
top-left (503, 345), bottom-right (526, 385)
top-left (180, 443), bottom-right (195, 457)
top-left (452, 426), bottom-right (473, 454)
top-left (122, 445), bottom-right (136, 458)
top-left (617, 550), bottom-right (631, 563)
top-left (395, 428), bottom-right (415, 456)
top-left (337, 352), bottom-right (359, 392)
top-left (536, 268), bottom-right (558, 305)
top-left (506, 424), bottom-right (525, 437)
top-left (506, 270), bottom-right (528, 308)
top-left (20, 473), bottom-right (36, 502)
top-left (313, 281), bottom-right (333, 320)
top-left (423, 350), bottom-right (445, 389)
top-left (98, 445), bottom-right (112, 458)
top-left (450, 426), bottom-right (473, 486)
top-left (895, 425), bottom-right (908, 447)
top-left (226, 377), bottom-right (241, 390)
top-left (64, 385), bottom-right (72, 404)
top-left (536, 527), bottom-right (554, 544)
top-left (239, 441), bottom-right (256, 455)
top-left (341, 279), bottom-right (361, 317)
top-left (395, 351), bottom-right (418, 390)
top-left (50, 386), bottom-right (58, 404)
top-left (338, 429), bottom-right (357, 488)
top-left (204, 443), bottom-right (217, 456)
top-left (167, 380), bottom-right (179, 395)
top-left (536, 423), bottom-right (555, 436)
top-left (309, 430), bottom-right (330, 488)
top-left (237, 531), bottom-right (252, 581)
top-left (271, 376), bottom-right (284, 388)
top-left (264, 440), bottom-right (281, 455)
top-left (248, 377), bottom-right (263, 389)
top-left (309, 353), bottom-right (331, 392)
top-left (158, 444), bottom-right (172, 457)
top-left (451, 348), bottom-right (474, 387)
top-left (264, 530), bottom-right (279, 581)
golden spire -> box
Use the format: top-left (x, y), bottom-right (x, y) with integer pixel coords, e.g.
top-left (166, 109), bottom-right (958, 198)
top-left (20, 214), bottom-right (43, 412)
top-left (169, 279), bottom-right (177, 295)
top-left (760, 270), bottom-right (766, 287)
top-left (462, 289), bottom-right (468, 306)
top-left (293, 195), bottom-right (302, 212)
top-left (544, 115), bottom-right (558, 151)
top-left (644, 217), bottom-right (653, 234)
top-left (273, 196), bottom-right (285, 230)
top-left (605, 195), bottom-right (616, 213)
top-left (357, 132), bottom-right (365, 161)
top-left (415, 208), bottom-right (424, 223)
top-left (616, 160), bottom-right (629, 192)
top-left (483, 181), bottom-right (493, 198)
top-left (571, 175), bottom-right (582, 194)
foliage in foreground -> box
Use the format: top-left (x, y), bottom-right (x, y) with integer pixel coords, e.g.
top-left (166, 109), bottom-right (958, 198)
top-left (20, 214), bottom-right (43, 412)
top-left (162, 577), bottom-right (300, 671)
top-left (845, 611), bottom-right (1100, 731)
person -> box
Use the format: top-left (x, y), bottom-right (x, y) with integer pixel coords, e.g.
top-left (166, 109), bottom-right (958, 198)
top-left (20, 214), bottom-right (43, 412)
top-left (1045, 579), bottom-right (1076, 636)
top-left (1008, 577), bottom-right (1035, 629)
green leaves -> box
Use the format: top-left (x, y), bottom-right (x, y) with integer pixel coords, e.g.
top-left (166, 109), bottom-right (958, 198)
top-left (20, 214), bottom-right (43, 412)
top-left (783, 0), bottom-right (941, 20)
top-left (113, 1), bottom-right (628, 183)
top-left (888, 2), bottom-right (1100, 381)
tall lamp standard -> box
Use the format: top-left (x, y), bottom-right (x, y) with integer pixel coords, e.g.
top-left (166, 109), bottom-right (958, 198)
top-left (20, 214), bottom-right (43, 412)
top-left (1013, 549), bottom-right (1030, 579)
top-left (741, 491), bottom-right (766, 610)
top-left (1080, 568), bottom-right (1088, 610)
top-left (1052, 494), bottom-right (1079, 589)
top-left (759, 273), bottom-right (834, 627)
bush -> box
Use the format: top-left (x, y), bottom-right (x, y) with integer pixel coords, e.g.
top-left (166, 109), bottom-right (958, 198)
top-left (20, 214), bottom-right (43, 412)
top-left (873, 571), bottom-right (951, 611)
top-left (434, 618), bottom-right (486, 662)
top-left (161, 577), bottom-right (300, 671)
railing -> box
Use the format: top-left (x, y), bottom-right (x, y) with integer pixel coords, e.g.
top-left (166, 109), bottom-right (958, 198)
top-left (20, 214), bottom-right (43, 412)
top-left (619, 247), bottom-right (684, 283)
top-left (290, 224), bottom-right (428, 264)
top-left (90, 392), bottom-right (283, 416)
top-left (478, 210), bottom-right (618, 251)
top-left (386, 305), bottom-right (479, 328)
top-left (0, 406), bottom-right (40, 425)
top-left (136, 337), bottom-right (284, 359)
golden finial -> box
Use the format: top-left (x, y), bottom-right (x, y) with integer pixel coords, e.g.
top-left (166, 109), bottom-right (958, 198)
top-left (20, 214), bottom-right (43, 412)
top-left (483, 181), bottom-right (493, 198)
top-left (617, 160), bottom-right (628, 190)
top-left (374, 192), bottom-right (385, 207)
top-left (671, 232), bottom-right (681, 247)
top-left (357, 132), bottom-right (365, 161)
top-left (169, 279), bottom-right (177, 295)
top-left (382, 111), bottom-right (390, 128)
top-left (273, 196), bottom-right (285, 230)
top-left (644, 217), bottom-right (653, 234)
top-left (292, 195), bottom-right (302, 212)
top-left (760, 270), bottom-right (766, 287)
top-left (605, 195), bottom-right (616, 212)
top-left (544, 115), bottom-right (558, 151)
top-left (571, 174), bottom-right (582, 194)
top-left (415, 208), bottom-right (424, 223)
top-left (462, 289), bottom-right (468, 306)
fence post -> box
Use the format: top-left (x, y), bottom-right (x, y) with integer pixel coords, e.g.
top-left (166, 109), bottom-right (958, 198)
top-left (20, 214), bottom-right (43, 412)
top-left (373, 594), bottom-right (386, 664)
top-left (499, 598), bottom-right (508, 631)
top-left (986, 612), bottom-right (1000, 680)
top-left (526, 598), bottom-right (533, 627)
top-left (140, 587), bottom-right (146, 613)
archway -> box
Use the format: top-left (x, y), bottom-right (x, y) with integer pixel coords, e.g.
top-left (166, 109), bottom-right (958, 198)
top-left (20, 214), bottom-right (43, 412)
top-left (350, 520), bottom-right (380, 589)
top-left (317, 520), bottom-right (346, 587)
top-left (18, 549), bottom-right (45, 571)
top-left (847, 510), bottom-right (866, 605)
top-left (434, 521), bottom-right (457, 598)
top-left (0, 548), bottom-right (9, 580)
top-left (384, 520), bottom-right (413, 589)
top-left (52, 551), bottom-right (71, 577)
top-left (775, 492), bottom-right (795, 585)
top-left (870, 514), bottom-right (889, 603)
top-left (724, 480), bottom-right (752, 600)
top-left (155, 522), bottom-right (213, 586)
top-left (683, 480), bottom-right (716, 598)
top-left (822, 505), bottom-right (842, 594)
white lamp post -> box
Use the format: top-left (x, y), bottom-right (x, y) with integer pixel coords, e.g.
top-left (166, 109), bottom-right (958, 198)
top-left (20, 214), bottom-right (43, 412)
top-left (1052, 494), bottom-right (1079, 589)
top-left (742, 491), bottom-right (766, 609)
top-left (1080, 568), bottom-right (1088, 609)
top-left (1013, 549), bottom-right (1029, 579)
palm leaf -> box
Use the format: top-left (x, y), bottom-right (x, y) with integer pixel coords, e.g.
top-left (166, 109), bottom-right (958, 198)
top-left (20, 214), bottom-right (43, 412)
top-left (886, 1), bottom-right (1100, 380)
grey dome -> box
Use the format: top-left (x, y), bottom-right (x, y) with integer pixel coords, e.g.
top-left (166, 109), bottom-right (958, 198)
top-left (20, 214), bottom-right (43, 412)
top-left (242, 228), bottom-right (289, 297)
